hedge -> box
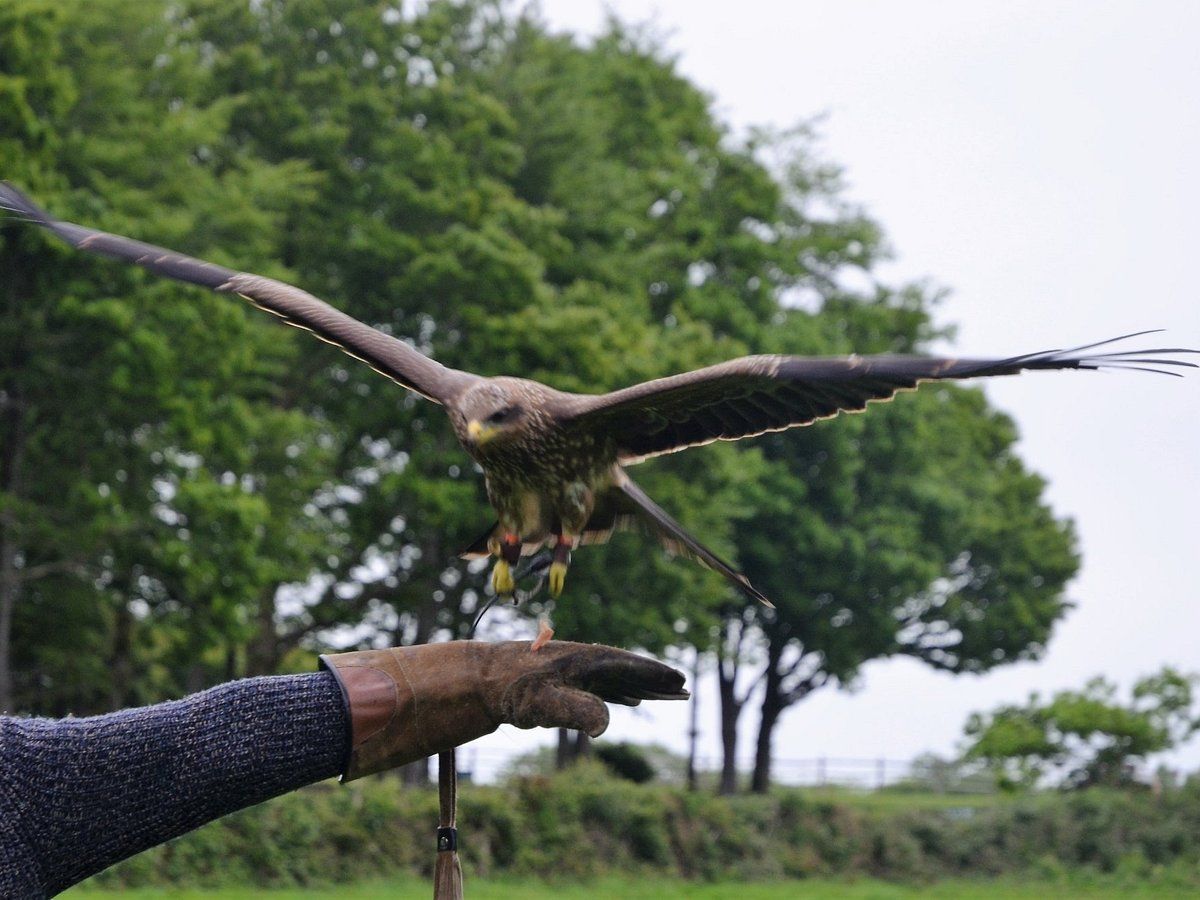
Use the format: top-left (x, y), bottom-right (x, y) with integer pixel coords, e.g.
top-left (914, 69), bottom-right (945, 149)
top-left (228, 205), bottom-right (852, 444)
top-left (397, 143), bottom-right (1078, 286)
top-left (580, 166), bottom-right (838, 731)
top-left (85, 763), bottom-right (1200, 888)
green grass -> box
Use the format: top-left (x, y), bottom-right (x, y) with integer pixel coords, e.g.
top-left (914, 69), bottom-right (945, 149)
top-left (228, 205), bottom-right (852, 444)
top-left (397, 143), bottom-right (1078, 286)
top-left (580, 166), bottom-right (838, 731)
top-left (797, 786), bottom-right (1008, 813)
top-left (64, 873), bottom-right (1200, 899)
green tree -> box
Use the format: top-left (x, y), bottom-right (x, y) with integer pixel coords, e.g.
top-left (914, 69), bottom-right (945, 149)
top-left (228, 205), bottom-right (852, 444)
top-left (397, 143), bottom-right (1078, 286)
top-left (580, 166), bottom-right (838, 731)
top-left (0, 0), bottom-right (328, 712)
top-left (2, 0), bottom-right (1081, 808)
top-left (480, 19), bottom-right (1079, 794)
top-left (164, 0), bottom-right (557, 675)
top-left (965, 668), bottom-right (1200, 789)
top-left (167, 0), bottom-right (798, 672)
top-left (739, 369), bottom-right (1078, 792)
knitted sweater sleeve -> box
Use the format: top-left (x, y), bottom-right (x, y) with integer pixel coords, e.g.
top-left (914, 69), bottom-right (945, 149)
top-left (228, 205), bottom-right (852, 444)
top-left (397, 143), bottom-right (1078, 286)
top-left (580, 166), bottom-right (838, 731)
top-left (0, 671), bottom-right (348, 898)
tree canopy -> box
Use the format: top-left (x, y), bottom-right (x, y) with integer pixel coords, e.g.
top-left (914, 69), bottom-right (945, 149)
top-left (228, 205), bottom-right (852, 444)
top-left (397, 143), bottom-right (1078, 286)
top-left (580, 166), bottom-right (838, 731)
top-left (965, 668), bottom-right (1200, 789)
top-left (0, 0), bottom-right (1078, 788)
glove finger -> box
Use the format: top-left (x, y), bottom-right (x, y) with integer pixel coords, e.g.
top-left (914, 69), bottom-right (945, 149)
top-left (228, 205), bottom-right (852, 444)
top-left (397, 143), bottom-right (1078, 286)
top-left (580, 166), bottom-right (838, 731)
top-left (506, 681), bottom-right (611, 737)
top-left (604, 694), bottom-right (644, 708)
top-left (569, 651), bottom-right (689, 702)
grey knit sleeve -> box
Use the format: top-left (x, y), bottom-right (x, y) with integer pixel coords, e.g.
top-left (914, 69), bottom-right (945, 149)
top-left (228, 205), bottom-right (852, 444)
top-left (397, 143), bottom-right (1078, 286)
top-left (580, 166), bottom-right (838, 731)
top-left (0, 671), bottom-right (349, 897)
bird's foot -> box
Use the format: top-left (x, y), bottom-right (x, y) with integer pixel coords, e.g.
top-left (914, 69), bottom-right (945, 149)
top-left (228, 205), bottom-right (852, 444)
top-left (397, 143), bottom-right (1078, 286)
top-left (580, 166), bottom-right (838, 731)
top-left (492, 559), bottom-right (515, 595)
top-left (548, 561), bottom-right (568, 597)
top-left (548, 535), bottom-right (572, 597)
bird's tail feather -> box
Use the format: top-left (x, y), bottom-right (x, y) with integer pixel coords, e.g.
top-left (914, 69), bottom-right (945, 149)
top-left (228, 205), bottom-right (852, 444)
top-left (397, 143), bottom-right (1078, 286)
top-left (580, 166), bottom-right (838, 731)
top-left (460, 525), bottom-right (495, 559)
top-left (615, 473), bottom-right (774, 608)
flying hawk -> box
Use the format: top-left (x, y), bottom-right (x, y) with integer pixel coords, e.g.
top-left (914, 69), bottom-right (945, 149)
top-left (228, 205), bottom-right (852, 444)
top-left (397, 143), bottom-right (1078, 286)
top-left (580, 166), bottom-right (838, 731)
top-left (2, 183), bottom-right (1194, 608)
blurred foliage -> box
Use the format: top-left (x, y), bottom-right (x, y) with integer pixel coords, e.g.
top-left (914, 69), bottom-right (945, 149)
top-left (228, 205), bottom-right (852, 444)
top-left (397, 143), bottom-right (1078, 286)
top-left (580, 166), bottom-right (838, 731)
top-left (1, 0), bottom-right (1077, 786)
top-left (77, 767), bottom-right (1200, 888)
top-left (502, 740), bottom-right (687, 785)
top-left (883, 752), bottom-right (995, 796)
top-left (964, 667), bottom-right (1200, 790)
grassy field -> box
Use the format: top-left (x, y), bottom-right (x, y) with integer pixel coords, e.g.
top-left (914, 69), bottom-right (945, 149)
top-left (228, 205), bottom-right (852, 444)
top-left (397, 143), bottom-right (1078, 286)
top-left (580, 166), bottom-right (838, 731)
top-left (64, 873), bottom-right (1200, 899)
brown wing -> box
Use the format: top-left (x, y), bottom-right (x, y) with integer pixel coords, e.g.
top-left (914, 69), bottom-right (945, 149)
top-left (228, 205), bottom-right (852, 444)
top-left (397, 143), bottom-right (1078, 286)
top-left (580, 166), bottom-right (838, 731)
top-left (551, 339), bottom-right (1197, 464)
top-left (0, 183), bottom-right (479, 404)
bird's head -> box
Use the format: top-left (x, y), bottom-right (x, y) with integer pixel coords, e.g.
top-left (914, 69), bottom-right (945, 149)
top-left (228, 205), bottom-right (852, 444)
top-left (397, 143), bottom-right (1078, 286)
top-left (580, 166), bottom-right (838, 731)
top-left (458, 380), bottom-right (527, 450)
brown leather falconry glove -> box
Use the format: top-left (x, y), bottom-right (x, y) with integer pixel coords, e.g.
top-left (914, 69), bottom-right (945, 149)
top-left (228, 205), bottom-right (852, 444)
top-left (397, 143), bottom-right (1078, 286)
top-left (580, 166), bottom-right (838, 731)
top-left (320, 640), bottom-right (689, 781)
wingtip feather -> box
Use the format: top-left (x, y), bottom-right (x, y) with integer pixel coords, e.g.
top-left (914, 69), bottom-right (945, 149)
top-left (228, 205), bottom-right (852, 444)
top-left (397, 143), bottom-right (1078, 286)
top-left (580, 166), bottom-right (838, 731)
top-left (0, 182), bottom-right (46, 224)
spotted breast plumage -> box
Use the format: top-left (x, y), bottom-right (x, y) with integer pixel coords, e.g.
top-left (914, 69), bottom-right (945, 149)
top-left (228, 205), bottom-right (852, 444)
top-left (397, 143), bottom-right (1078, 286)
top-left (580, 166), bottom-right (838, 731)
top-left (4, 182), bottom-right (1195, 607)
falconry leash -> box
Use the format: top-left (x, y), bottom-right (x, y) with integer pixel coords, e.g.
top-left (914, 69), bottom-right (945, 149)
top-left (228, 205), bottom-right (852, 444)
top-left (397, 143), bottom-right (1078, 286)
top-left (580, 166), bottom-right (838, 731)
top-left (435, 749), bottom-right (462, 900)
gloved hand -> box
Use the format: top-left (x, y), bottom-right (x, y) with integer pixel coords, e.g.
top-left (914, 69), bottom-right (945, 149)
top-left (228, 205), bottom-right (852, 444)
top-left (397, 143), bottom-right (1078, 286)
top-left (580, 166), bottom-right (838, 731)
top-left (320, 640), bottom-right (689, 780)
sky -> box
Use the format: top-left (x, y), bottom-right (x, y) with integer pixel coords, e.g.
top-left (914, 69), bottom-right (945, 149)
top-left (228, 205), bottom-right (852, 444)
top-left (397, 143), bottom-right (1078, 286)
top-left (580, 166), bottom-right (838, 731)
top-left (465, 0), bottom-right (1200, 783)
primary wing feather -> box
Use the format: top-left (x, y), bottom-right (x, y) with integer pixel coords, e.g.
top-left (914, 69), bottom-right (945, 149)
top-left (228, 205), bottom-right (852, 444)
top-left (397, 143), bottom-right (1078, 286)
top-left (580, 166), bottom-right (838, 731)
top-left (0, 183), bottom-right (479, 404)
top-left (553, 337), bottom-right (1197, 464)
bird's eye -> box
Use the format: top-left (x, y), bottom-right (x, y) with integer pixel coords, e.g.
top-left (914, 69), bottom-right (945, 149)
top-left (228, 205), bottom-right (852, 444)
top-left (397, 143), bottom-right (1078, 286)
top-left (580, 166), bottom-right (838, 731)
top-left (487, 407), bottom-right (512, 424)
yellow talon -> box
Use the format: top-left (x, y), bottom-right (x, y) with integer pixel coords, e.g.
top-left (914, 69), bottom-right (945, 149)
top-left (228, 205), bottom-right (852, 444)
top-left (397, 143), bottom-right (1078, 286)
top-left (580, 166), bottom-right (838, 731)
top-left (548, 561), bottom-right (568, 597)
top-left (492, 559), bottom-right (515, 594)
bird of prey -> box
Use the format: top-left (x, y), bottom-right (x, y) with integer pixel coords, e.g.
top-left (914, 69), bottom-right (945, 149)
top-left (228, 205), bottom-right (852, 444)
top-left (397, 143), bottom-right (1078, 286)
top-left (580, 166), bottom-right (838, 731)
top-left (1, 183), bottom-right (1194, 608)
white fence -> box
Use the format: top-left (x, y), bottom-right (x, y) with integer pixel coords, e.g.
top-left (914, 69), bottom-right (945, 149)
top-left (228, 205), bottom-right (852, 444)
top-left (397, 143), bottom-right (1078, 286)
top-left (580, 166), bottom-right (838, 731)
top-left (452, 747), bottom-right (994, 792)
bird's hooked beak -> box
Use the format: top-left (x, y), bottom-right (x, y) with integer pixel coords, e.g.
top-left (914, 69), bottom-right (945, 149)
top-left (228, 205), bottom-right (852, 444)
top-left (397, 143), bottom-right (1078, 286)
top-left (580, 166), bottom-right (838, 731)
top-left (467, 420), bottom-right (498, 446)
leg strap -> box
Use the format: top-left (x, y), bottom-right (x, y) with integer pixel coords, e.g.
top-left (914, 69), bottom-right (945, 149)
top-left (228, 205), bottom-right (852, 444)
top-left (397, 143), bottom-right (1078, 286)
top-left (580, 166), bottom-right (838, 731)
top-left (500, 532), bottom-right (521, 565)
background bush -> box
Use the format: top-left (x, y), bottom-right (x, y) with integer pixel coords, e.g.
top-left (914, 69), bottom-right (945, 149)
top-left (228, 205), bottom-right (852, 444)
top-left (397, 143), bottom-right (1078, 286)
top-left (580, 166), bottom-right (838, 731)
top-left (84, 766), bottom-right (1200, 889)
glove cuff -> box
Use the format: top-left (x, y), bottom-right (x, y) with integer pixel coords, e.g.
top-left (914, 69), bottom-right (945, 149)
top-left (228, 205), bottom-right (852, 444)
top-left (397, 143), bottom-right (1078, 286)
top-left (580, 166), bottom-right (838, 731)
top-left (320, 649), bottom-right (422, 781)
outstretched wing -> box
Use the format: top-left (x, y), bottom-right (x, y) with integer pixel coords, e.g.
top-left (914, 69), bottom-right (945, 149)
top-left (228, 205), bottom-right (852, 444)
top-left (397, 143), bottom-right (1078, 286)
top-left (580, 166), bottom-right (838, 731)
top-left (0, 183), bottom-right (479, 404)
top-left (551, 337), bottom-right (1197, 464)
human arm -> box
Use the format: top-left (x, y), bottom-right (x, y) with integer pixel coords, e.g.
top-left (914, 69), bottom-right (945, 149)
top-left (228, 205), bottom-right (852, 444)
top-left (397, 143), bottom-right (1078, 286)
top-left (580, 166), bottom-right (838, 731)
top-left (0, 672), bottom-right (346, 897)
top-left (0, 640), bottom-right (685, 896)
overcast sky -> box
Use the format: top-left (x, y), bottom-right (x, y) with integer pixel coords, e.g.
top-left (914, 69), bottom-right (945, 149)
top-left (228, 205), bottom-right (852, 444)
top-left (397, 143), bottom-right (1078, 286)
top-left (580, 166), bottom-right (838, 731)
top-left (468, 0), bottom-right (1200, 782)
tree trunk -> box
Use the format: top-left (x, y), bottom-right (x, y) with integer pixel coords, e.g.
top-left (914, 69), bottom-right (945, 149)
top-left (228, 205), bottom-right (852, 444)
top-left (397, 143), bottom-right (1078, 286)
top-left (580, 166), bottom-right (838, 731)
top-left (716, 664), bottom-right (741, 795)
top-left (750, 691), bottom-right (784, 793)
top-left (399, 757), bottom-right (430, 785)
top-left (0, 391), bottom-right (26, 714)
top-left (750, 638), bottom-right (822, 793)
top-left (686, 651), bottom-right (701, 792)
top-left (0, 527), bottom-right (18, 714)
top-left (224, 641), bottom-right (239, 682)
top-left (247, 583), bottom-right (280, 676)
top-left (750, 640), bottom-right (786, 794)
top-left (109, 597), bottom-right (134, 710)
top-left (573, 730), bottom-right (591, 760)
top-left (185, 662), bottom-right (207, 695)
top-left (556, 728), bottom-right (591, 768)
top-left (556, 727), bottom-right (572, 769)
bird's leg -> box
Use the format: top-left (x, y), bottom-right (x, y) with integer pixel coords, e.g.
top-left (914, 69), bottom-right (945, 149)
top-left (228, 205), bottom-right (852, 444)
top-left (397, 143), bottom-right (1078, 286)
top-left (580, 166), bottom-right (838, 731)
top-left (548, 534), bottom-right (572, 598)
top-left (492, 532), bottom-right (520, 595)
